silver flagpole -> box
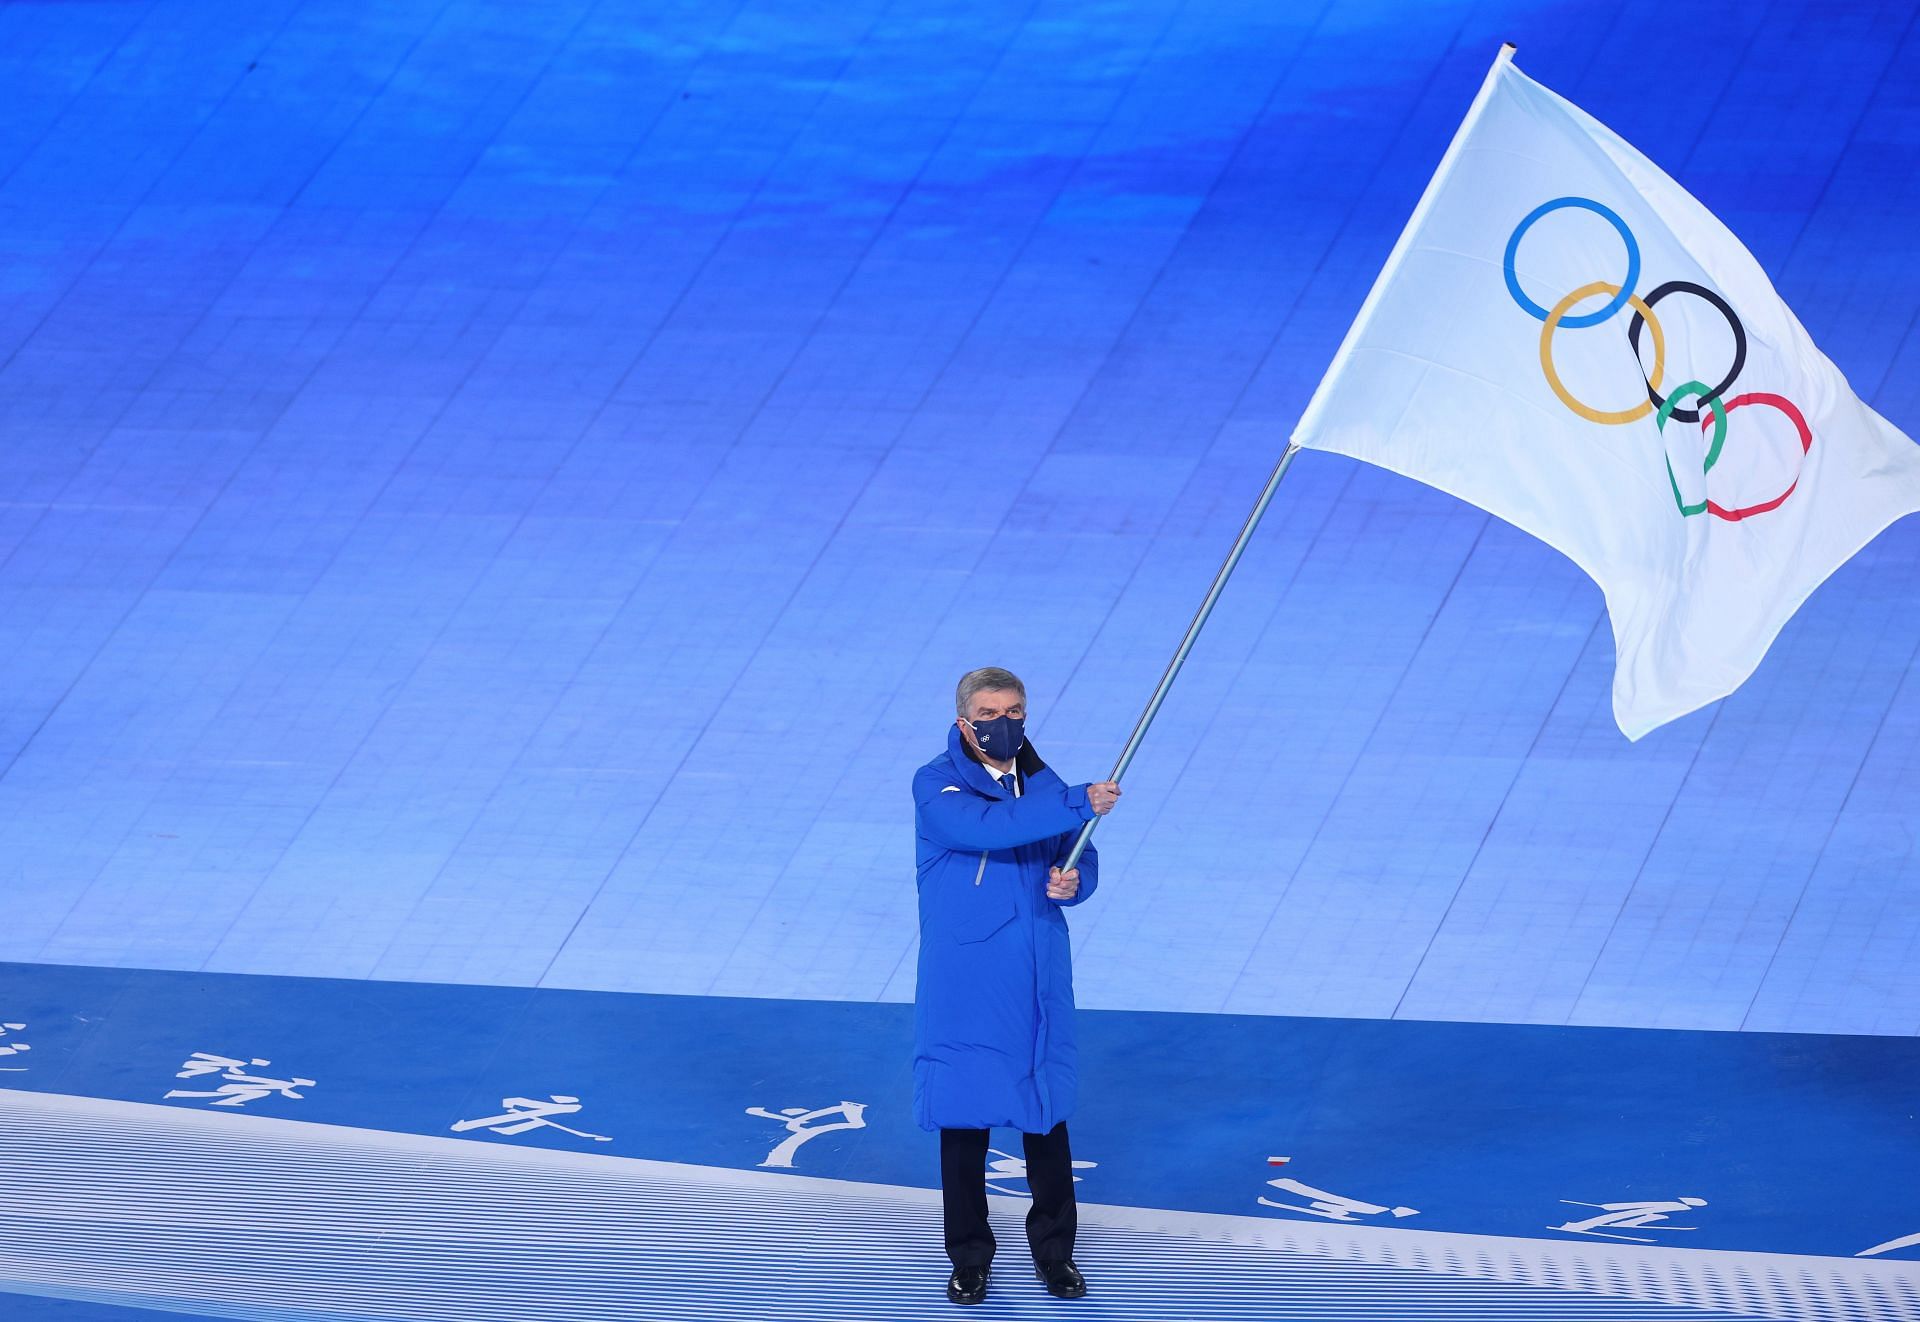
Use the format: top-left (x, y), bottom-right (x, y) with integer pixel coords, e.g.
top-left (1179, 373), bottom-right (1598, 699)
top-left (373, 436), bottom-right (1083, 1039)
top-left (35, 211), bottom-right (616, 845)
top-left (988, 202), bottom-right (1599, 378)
top-left (1056, 42), bottom-right (1518, 877)
top-left (1057, 441), bottom-right (1302, 875)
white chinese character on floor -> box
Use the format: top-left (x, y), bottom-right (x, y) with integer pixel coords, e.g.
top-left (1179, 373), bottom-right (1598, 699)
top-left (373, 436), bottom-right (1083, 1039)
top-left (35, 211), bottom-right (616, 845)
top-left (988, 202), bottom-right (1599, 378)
top-left (985, 1148), bottom-right (1098, 1197)
top-left (163, 1053), bottom-right (315, 1108)
top-left (1551, 1196), bottom-right (1707, 1243)
top-left (1259, 1175), bottom-right (1418, 1222)
top-left (0, 1022), bottom-right (29, 1071)
top-left (451, 1095), bottom-right (611, 1143)
top-left (744, 1101), bottom-right (867, 1168)
top-left (1858, 1230), bottom-right (1920, 1259)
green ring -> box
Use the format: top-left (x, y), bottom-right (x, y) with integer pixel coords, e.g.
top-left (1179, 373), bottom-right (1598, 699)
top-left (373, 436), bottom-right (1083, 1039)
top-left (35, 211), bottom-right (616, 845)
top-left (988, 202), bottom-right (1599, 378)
top-left (1656, 380), bottom-right (1728, 517)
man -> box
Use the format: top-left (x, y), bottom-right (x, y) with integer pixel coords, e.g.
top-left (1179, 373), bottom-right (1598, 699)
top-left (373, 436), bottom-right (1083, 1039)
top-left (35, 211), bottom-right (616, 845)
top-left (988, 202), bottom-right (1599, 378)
top-left (911, 666), bottom-right (1121, 1306)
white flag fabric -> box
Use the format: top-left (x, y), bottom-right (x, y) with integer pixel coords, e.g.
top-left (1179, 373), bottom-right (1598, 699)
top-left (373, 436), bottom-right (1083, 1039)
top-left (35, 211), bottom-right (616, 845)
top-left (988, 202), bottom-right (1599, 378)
top-left (1292, 53), bottom-right (1920, 739)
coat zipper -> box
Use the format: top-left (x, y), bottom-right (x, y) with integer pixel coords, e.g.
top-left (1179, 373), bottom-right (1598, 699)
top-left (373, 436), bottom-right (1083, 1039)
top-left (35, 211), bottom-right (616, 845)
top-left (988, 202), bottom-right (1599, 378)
top-left (973, 851), bottom-right (988, 886)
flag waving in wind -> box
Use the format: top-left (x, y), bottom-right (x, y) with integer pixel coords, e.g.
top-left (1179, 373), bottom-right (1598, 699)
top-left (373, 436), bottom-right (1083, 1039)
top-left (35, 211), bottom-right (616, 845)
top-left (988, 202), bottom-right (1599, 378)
top-left (1292, 49), bottom-right (1920, 739)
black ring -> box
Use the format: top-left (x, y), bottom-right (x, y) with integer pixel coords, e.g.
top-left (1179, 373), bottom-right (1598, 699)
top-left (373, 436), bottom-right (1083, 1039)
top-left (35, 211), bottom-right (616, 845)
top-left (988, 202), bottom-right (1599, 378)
top-left (1626, 280), bottom-right (1747, 424)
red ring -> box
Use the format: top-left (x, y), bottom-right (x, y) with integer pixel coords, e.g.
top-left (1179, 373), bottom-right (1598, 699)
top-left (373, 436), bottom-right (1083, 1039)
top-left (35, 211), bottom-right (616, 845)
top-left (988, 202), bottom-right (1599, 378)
top-left (1697, 392), bottom-right (1812, 522)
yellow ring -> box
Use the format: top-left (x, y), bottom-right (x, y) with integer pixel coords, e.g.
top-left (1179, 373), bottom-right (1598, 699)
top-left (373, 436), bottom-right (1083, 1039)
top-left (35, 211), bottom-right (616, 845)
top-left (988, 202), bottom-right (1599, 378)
top-left (1539, 280), bottom-right (1665, 425)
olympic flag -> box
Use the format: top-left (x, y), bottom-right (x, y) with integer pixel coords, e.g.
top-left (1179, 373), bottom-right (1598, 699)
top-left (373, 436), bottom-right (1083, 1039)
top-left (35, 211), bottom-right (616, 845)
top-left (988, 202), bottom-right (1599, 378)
top-left (1291, 48), bottom-right (1920, 739)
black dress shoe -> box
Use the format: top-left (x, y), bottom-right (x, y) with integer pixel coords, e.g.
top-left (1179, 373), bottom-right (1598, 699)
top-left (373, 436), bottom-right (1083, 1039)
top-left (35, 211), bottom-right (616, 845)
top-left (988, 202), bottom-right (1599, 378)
top-left (1035, 1258), bottom-right (1087, 1299)
top-left (947, 1264), bottom-right (990, 1305)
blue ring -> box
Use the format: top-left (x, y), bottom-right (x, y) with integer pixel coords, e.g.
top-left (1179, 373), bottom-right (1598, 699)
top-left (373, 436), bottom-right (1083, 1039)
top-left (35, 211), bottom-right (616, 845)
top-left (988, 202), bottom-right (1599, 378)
top-left (1503, 196), bottom-right (1640, 328)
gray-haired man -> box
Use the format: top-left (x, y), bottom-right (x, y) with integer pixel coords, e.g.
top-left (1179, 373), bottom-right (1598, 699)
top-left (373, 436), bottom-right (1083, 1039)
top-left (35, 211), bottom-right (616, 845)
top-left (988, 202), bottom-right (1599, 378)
top-left (911, 666), bottom-right (1120, 1304)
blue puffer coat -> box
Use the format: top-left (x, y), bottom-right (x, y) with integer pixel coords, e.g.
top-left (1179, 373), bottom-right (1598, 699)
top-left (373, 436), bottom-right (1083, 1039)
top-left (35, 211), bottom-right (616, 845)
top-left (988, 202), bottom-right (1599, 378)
top-left (911, 725), bottom-right (1100, 1134)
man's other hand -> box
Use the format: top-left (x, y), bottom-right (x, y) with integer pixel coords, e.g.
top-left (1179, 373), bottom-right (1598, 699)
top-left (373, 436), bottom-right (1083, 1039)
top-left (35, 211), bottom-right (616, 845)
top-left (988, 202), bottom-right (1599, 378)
top-left (1047, 867), bottom-right (1080, 902)
top-left (1087, 782), bottom-right (1121, 815)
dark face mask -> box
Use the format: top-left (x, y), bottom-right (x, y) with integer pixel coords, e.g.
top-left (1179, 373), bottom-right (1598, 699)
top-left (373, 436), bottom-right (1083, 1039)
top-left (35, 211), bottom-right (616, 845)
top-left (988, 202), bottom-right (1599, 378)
top-left (967, 714), bottom-right (1025, 763)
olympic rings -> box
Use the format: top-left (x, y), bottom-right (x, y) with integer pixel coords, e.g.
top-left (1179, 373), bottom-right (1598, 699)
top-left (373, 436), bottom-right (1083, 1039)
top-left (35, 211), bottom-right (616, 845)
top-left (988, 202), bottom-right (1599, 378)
top-left (1628, 281), bottom-right (1747, 424)
top-left (1502, 195), bottom-right (1811, 523)
top-left (1541, 281), bottom-right (1665, 425)
top-left (1505, 197), bottom-right (1640, 327)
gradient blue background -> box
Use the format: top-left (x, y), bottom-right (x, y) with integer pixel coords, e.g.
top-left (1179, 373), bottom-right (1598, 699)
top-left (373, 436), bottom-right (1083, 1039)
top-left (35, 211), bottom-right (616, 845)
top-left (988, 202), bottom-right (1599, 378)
top-left (2, 0), bottom-right (1917, 1037)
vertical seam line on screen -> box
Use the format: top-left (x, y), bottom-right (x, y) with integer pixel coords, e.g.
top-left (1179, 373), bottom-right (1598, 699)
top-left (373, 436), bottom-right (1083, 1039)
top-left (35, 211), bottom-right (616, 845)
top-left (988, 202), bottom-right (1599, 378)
top-left (1769, 3), bottom-right (1919, 282)
top-left (0, 0), bottom-right (159, 196)
top-left (1664, 0), bottom-right (1775, 173)
top-left (333, 0), bottom-right (768, 991)
top-left (832, 1), bottom-right (1214, 1004)
top-left (0, 0), bottom-right (310, 472)
top-left (1570, 0), bottom-right (1917, 1033)
top-left (1025, 0), bottom-right (1421, 975)
top-left (1380, 0), bottom-right (1772, 1025)
top-left (1563, 704), bottom-right (1723, 1025)
top-left (1014, 0), bottom-right (1345, 722)
top-left (871, 0), bottom-right (1351, 997)
top-left (1218, 508), bottom-right (1492, 1012)
top-left (0, 0), bottom-right (439, 945)
top-left (1540, 0), bottom-right (1756, 1031)
top-left (1070, 462), bottom-right (1360, 977)
top-left (15, 0), bottom-right (606, 990)
top-left (1727, 2), bottom-right (1920, 1035)
top-left (678, 0), bottom-right (1071, 999)
top-left (0, 0), bottom-right (165, 370)
top-left (1386, 610), bottom-right (1606, 1022)
top-left (1858, 13), bottom-right (1920, 413)
top-left (163, 0), bottom-right (614, 974)
top-left (1198, 5), bottom-right (1487, 1012)
top-left (1870, 305), bottom-right (1920, 408)
top-left (526, 0), bottom-right (932, 995)
top-left (1735, 627), bottom-right (1920, 1033)
top-left (0, 0), bottom-right (315, 564)
top-left (518, 0), bottom-right (1196, 1003)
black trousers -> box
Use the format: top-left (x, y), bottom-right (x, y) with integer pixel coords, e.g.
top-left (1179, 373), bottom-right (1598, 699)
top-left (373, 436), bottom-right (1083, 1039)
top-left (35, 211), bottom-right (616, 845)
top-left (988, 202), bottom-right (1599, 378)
top-left (940, 1122), bottom-right (1077, 1268)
